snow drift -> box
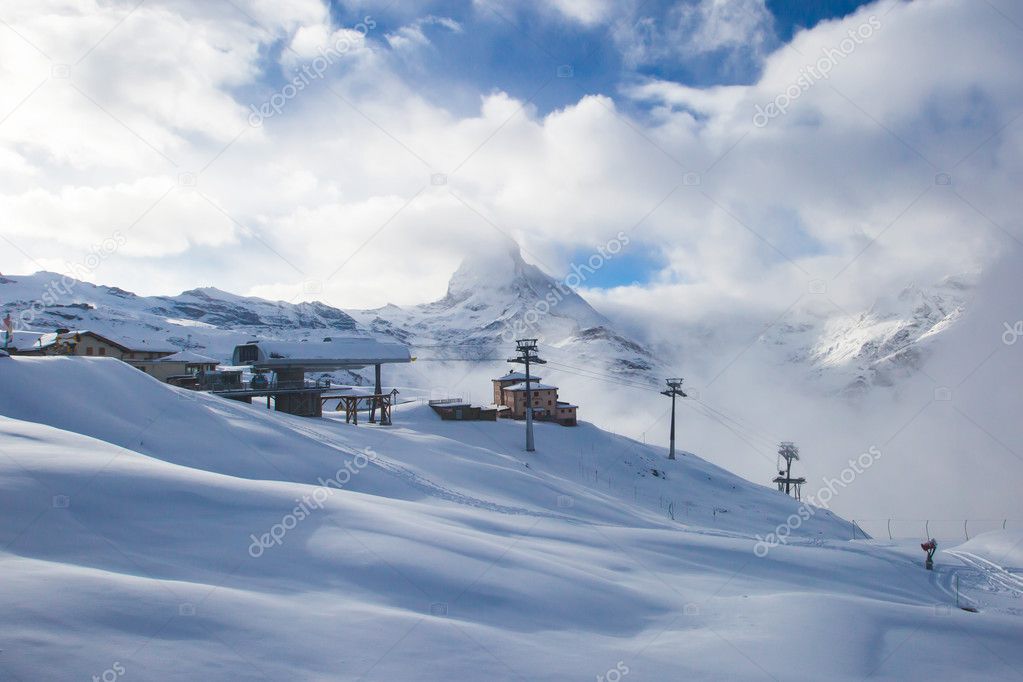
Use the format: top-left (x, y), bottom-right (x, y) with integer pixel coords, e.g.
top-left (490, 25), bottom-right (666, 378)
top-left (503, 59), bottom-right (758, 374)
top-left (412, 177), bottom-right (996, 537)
top-left (0, 357), bottom-right (1020, 680)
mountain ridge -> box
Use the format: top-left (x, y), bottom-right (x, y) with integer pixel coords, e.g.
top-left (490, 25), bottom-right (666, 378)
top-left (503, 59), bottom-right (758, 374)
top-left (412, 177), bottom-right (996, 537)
top-left (0, 256), bottom-right (979, 395)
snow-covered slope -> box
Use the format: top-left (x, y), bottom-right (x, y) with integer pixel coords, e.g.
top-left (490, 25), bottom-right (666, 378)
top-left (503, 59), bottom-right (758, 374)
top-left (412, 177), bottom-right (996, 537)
top-left (0, 356), bottom-right (1020, 680)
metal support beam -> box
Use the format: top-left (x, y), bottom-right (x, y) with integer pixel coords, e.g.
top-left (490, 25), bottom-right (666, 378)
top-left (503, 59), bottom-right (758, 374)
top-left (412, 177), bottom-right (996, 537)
top-left (669, 390), bottom-right (676, 460)
top-left (370, 363), bottom-right (382, 423)
top-left (508, 339), bottom-right (546, 453)
top-left (661, 378), bottom-right (687, 460)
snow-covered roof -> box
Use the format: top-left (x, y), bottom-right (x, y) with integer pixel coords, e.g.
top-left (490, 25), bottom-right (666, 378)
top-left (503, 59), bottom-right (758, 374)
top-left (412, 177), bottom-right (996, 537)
top-left (503, 381), bottom-right (559, 391)
top-left (76, 331), bottom-right (176, 353)
top-left (556, 401), bottom-right (578, 409)
top-left (156, 350), bottom-right (219, 364)
top-left (5, 329), bottom-right (177, 354)
top-left (7, 330), bottom-right (53, 350)
top-left (233, 337), bottom-right (411, 370)
top-left (494, 371), bottom-right (541, 382)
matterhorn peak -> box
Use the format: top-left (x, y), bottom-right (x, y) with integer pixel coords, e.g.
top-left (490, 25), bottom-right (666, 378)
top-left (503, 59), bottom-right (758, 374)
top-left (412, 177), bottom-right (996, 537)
top-left (445, 237), bottom-right (540, 301)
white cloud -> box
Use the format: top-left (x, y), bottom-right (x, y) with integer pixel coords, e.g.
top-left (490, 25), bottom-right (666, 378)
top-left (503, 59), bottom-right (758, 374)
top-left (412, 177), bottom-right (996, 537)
top-left (472, 0), bottom-right (615, 27)
top-left (0, 177), bottom-right (238, 258)
top-left (385, 15), bottom-right (462, 53)
top-left (547, 0), bottom-right (616, 26)
top-left (614, 0), bottom-right (776, 72)
top-left (0, 0), bottom-right (1018, 324)
top-left (286, 24), bottom-right (372, 63)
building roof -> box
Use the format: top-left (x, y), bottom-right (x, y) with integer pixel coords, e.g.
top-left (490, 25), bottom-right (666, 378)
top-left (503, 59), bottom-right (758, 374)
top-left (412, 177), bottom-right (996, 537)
top-left (5, 329), bottom-right (177, 354)
top-left (75, 330), bottom-right (177, 353)
top-left (494, 371), bottom-right (541, 382)
top-left (5, 330), bottom-right (54, 351)
top-left (503, 381), bottom-right (559, 392)
top-left (233, 337), bottom-right (412, 370)
top-left (156, 350), bottom-right (220, 364)
top-left (556, 401), bottom-right (578, 409)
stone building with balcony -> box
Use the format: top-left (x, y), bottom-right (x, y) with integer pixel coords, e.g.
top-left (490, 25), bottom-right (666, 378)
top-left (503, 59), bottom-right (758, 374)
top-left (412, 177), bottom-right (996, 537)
top-left (491, 372), bottom-right (577, 426)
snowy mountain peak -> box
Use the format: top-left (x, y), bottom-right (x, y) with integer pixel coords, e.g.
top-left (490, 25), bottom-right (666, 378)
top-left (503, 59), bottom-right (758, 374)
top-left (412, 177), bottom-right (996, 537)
top-left (444, 237), bottom-right (528, 301)
top-left (351, 240), bottom-right (659, 376)
top-left (178, 286), bottom-right (239, 300)
top-left (438, 240), bottom-right (609, 330)
top-left (761, 273), bottom-right (975, 395)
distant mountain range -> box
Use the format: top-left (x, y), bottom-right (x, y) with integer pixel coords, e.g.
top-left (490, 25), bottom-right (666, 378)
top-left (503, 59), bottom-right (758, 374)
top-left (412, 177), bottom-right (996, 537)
top-left (0, 274), bottom-right (358, 351)
top-left (758, 274), bottom-right (974, 396)
top-left (0, 242), bottom-right (662, 385)
top-left (0, 247), bottom-right (976, 397)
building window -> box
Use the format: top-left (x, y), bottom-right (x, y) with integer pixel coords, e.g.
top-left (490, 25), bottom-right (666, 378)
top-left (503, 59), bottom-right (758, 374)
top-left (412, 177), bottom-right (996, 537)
top-left (86, 347), bottom-right (93, 356)
top-left (98, 347), bottom-right (106, 356)
top-left (548, 400), bottom-right (552, 405)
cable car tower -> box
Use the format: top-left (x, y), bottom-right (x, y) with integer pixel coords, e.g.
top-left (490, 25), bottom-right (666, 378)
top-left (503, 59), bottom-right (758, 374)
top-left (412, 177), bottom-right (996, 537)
top-left (660, 378), bottom-right (687, 460)
top-left (773, 441), bottom-right (806, 501)
top-left (508, 338), bottom-right (546, 452)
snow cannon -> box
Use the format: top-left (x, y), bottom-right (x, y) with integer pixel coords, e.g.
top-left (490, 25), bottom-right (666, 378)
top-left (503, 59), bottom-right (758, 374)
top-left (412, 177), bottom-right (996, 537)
top-left (921, 539), bottom-right (937, 570)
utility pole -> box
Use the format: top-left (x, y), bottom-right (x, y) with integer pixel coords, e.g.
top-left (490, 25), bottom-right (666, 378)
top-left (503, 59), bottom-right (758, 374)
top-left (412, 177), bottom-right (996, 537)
top-left (661, 378), bottom-right (687, 460)
top-left (508, 339), bottom-right (546, 452)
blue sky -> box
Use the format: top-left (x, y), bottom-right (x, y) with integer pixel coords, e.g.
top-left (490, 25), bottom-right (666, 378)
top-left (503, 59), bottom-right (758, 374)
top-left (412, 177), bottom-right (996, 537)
top-left (313, 0), bottom-right (876, 289)
top-left (328, 0), bottom-right (876, 116)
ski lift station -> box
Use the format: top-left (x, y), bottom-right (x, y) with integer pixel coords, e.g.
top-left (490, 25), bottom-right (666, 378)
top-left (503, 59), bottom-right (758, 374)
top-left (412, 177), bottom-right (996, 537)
top-left (228, 337), bottom-right (412, 418)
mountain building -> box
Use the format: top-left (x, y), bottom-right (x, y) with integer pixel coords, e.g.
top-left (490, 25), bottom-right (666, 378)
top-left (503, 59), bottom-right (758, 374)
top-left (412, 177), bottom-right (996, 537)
top-left (492, 372), bottom-right (578, 426)
top-left (9, 329), bottom-right (175, 365)
top-left (136, 350), bottom-right (220, 383)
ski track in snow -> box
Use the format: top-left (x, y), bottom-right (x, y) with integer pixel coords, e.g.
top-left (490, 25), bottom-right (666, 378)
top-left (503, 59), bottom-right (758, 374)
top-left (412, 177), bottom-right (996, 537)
top-left (278, 417), bottom-right (570, 520)
top-left (945, 550), bottom-right (1023, 596)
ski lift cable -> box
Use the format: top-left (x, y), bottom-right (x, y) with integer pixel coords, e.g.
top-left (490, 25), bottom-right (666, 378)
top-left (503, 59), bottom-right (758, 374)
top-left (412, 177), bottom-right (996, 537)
top-left (543, 358), bottom-right (784, 446)
top-left (541, 359), bottom-right (780, 447)
top-left (541, 361), bottom-right (666, 393)
top-left (681, 400), bottom-right (778, 460)
top-left (686, 398), bottom-right (785, 446)
top-left (540, 361), bottom-right (779, 455)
